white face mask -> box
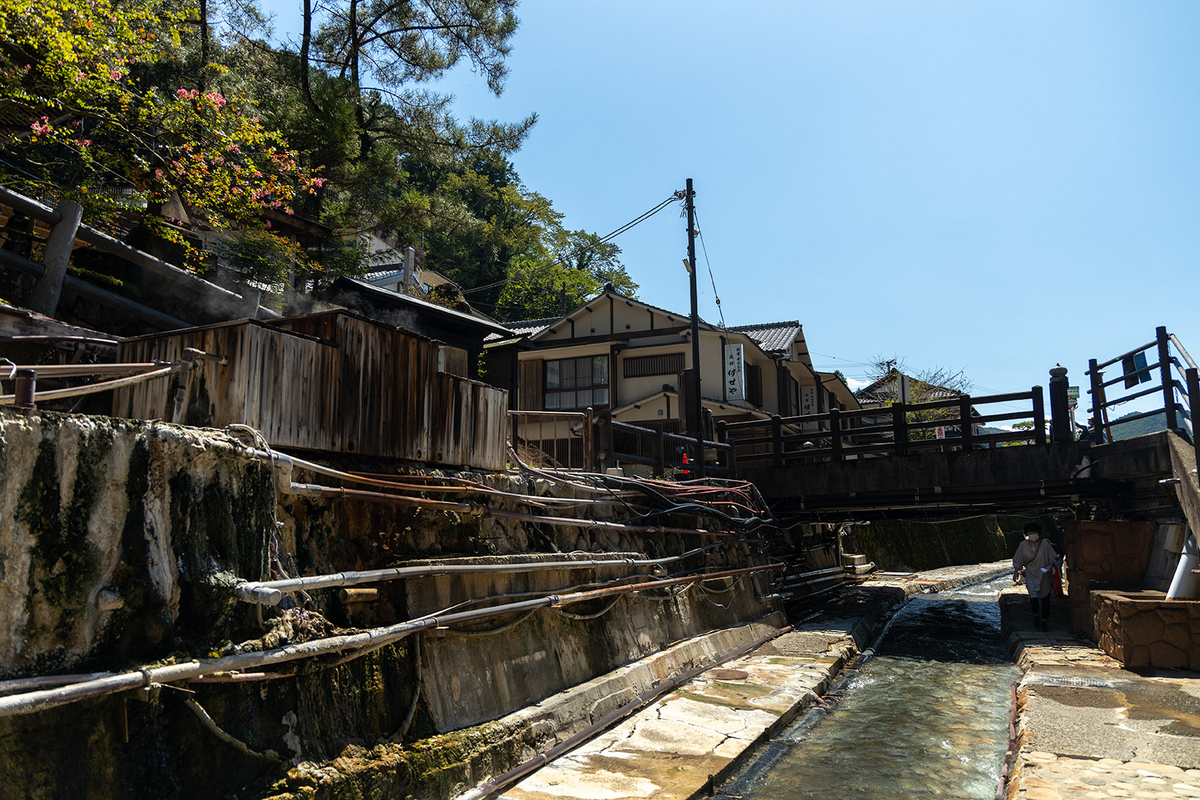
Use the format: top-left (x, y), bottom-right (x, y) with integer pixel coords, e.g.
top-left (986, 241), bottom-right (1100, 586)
top-left (1025, 534), bottom-right (1039, 541)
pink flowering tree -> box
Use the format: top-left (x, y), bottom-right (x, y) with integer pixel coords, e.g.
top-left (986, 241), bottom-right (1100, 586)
top-left (0, 0), bottom-right (322, 273)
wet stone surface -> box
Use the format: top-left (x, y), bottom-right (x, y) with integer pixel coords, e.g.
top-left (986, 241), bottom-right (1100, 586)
top-left (1005, 586), bottom-right (1200, 800)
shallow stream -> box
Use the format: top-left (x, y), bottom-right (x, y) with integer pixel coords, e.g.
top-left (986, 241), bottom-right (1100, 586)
top-left (719, 575), bottom-right (1019, 799)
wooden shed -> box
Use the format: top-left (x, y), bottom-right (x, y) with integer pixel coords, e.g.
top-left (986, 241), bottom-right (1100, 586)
top-left (113, 310), bottom-right (508, 470)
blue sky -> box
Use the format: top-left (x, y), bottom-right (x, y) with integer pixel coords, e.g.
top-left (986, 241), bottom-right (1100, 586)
top-left (262, 1), bottom-right (1200, 411)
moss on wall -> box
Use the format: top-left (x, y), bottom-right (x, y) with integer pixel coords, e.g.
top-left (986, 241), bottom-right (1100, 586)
top-left (844, 514), bottom-right (1062, 572)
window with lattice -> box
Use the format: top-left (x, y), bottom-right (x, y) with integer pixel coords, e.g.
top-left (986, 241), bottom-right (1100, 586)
top-left (544, 355), bottom-right (609, 409)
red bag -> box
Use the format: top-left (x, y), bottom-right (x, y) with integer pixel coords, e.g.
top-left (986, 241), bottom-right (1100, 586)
top-left (1051, 565), bottom-right (1064, 596)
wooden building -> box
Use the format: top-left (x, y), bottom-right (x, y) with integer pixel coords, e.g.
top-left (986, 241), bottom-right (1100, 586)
top-left (485, 286), bottom-right (858, 465)
top-left (113, 310), bottom-right (508, 471)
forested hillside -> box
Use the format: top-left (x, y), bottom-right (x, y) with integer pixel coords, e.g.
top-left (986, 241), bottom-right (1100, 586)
top-left (0, 0), bottom-right (634, 318)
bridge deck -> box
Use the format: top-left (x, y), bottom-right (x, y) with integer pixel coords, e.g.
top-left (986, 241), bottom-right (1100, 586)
top-left (743, 431), bottom-right (1190, 522)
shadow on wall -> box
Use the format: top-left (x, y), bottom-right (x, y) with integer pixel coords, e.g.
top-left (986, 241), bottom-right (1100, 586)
top-left (844, 515), bottom-right (1062, 573)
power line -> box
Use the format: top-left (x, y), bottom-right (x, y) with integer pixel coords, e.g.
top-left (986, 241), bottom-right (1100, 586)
top-left (692, 208), bottom-right (725, 329)
top-left (596, 193), bottom-right (681, 244)
top-left (459, 192), bottom-right (685, 299)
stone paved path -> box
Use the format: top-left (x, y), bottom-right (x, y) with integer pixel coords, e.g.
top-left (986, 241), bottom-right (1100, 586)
top-left (1004, 588), bottom-right (1200, 800)
top-left (497, 561), bottom-right (1013, 800)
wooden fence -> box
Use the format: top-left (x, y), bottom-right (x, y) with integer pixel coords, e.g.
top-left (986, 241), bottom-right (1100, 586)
top-left (1087, 325), bottom-right (1198, 454)
top-left (508, 409), bottom-right (592, 470)
top-left (720, 388), bottom-right (1046, 467)
top-left (114, 311), bottom-right (508, 471)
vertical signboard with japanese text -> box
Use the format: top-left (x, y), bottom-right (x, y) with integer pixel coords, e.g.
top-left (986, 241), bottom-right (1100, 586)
top-left (724, 344), bottom-right (744, 401)
top-left (801, 385), bottom-right (817, 415)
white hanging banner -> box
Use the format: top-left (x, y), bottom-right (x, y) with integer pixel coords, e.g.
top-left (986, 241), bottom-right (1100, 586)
top-left (724, 344), bottom-right (744, 401)
top-left (801, 385), bottom-right (818, 415)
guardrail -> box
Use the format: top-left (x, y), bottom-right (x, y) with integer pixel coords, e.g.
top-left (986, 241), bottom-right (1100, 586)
top-left (508, 408), bottom-right (737, 477)
top-left (596, 408), bottom-right (736, 478)
top-left (1087, 326), bottom-right (1197, 455)
top-left (720, 388), bottom-right (1046, 466)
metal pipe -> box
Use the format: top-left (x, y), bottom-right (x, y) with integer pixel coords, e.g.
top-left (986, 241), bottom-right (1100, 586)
top-left (1, 363), bottom-right (164, 378)
top-left (1170, 333), bottom-right (1198, 370)
top-left (248, 449), bottom-right (629, 508)
top-left (0, 565), bottom-right (780, 718)
top-left (233, 543), bottom-right (742, 605)
top-left (0, 363), bottom-right (187, 406)
top-left (285, 482), bottom-right (740, 539)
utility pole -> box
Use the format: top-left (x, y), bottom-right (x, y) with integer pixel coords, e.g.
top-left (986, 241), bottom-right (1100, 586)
top-left (685, 178), bottom-right (704, 478)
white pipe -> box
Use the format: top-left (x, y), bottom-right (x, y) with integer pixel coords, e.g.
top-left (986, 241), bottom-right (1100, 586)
top-left (1167, 533), bottom-right (1200, 600)
top-left (0, 564), bottom-right (781, 718)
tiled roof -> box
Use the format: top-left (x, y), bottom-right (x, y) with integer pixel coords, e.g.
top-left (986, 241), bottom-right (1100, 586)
top-left (502, 317), bottom-right (558, 338)
top-left (727, 321), bottom-right (801, 356)
top-left (366, 269), bottom-right (403, 282)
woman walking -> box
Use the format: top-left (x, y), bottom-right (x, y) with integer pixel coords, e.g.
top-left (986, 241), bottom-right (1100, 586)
top-left (1013, 522), bottom-right (1056, 631)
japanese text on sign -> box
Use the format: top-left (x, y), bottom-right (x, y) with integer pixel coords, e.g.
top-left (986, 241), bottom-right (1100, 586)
top-left (724, 344), bottom-right (744, 401)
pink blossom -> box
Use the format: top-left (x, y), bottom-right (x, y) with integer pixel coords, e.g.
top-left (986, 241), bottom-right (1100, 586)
top-left (30, 117), bottom-right (51, 135)
top-left (109, 69), bottom-right (122, 81)
top-left (312, 177), bottom-right (325, 187)
top-left (203, 92), bottom-right (226, 108)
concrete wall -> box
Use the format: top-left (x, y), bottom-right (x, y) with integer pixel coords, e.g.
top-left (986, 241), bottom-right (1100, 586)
top-left (0, 409), bottom-right (275, 674)
top-left (845, 515), bottom-right (1031, 573)
top-left (0, 409), bottom-right (781, 799)
top-left (408, 552), bottom-right (772, 732)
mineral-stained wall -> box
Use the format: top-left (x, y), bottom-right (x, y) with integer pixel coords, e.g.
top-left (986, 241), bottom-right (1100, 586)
top-left (0, 409), bottom-right (276, 674)
top-left (0, 409), bottom-right (779, 799)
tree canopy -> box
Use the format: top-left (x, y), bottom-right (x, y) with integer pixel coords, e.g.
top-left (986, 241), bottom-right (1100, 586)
top-left (0, 0), bottom-right (640, 312)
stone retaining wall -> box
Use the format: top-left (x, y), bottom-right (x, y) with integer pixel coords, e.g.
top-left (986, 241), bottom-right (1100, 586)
top-left (1091, 589), bottom-right (1200, 670)
top-left (0, 409), bottom-right (796, 799)
top-left (1064, 520), bottom-right (1156, 637)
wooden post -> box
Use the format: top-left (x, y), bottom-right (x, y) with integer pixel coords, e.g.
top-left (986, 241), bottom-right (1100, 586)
top-left (829, 407), bottom-right (843, 461)
top-left (584, 407), bottom-right (595, 472)
top-left (1158, 326), bottom-right (1178, 432)
top-left (28, 199), bottom-right (83, 315)
top-left (655, 425), bottom-right (665, 476)
top-left (13, 369), bottom-right (37, 410)
top-left (1088, 358), bottom-right (1106, 443)
top-left (599, 410), bottom-right (615, 473)
top-left (1048, 365), bottom-right (1071, 444)
top-left (1031, 386), bottom-right (1046, 446)
top-left (771, 415), bottom-right (783, 466)
top-left (892, 401), bottom-right (908, 456)
top-left (716, 419), bottom-right (729, 473)
top-left (959, 395), bottom-right (974, 450)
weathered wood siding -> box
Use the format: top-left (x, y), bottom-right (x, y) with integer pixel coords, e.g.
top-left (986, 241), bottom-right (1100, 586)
top-left (113, 312), bottom-right (508, 470)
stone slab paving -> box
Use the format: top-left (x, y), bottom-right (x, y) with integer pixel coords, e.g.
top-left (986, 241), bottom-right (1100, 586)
top-left (499, 635), bottom-right (845, 800)
top-left (1004, 587), bottom-right (1200, 800)
top-left (497, 561), bottom-right (1013, 800)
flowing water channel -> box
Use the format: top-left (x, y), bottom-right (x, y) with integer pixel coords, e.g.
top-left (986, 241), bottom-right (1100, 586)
top-left (719, 575), bottom-right (1020, 800)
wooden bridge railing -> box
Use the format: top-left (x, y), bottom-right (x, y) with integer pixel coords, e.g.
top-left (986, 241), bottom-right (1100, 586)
top-left (597, 408), bottom-right (736, 478)
top-left (507, 407), bottom-right (737, 476)
top-left (1087, 326), bottom-right (1199, 455)
top-left (720, 387), bottom-right (1046, 467)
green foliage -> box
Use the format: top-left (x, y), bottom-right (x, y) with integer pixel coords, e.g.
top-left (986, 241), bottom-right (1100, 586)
top-left (0, 0), bottom-right (321, 268)
top-left (1, 0), bottom-right (640, 314)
